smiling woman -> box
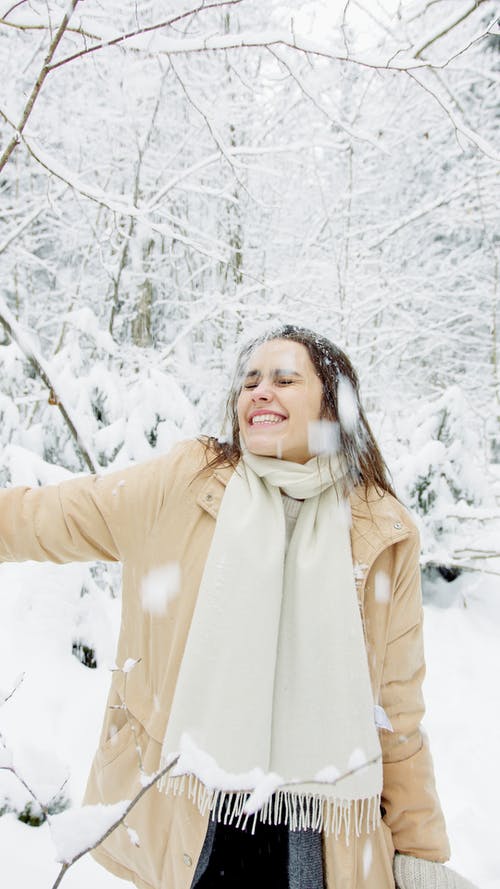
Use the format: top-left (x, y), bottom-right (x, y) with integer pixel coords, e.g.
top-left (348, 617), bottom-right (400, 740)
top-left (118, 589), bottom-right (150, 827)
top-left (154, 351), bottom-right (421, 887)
top-left (207, 324), bottom-right (396, 499)
top-left (237, 338), bottom-right (324, 463)
top-left (0, 324), bottom-right (475, 889)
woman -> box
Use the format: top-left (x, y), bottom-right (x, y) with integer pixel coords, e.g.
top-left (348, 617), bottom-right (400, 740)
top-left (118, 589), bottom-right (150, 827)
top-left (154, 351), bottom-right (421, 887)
top-left (0, 325), bottom-right (475, 889)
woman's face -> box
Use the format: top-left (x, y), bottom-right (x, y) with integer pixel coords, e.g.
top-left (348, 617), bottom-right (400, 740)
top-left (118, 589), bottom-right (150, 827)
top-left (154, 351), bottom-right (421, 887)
top-left (236, 338), bottom-right (324, 464)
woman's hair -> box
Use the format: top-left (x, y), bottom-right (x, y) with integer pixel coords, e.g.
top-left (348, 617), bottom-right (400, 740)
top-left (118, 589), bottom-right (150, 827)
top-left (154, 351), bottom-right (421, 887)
top-left (202, 324), bottom-right (395, 497)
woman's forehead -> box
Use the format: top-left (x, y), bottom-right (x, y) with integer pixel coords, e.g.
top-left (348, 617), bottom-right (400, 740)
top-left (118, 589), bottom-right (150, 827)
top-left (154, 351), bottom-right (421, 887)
top-left (244, 338), bottom-right (312, 372)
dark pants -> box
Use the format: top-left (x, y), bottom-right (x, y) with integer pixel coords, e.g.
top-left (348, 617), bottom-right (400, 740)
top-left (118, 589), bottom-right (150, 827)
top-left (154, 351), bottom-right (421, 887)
top-left (192, 813), bottom-right (325, 889)
top-left (193, 818), bottom-right (289, 889)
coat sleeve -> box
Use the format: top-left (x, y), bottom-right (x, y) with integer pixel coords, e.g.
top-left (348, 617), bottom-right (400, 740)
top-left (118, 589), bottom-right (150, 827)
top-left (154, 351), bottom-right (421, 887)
top-left (379, 526), bottom-right (451, 863)
top-left (0, 441), bottom-right (190, 565)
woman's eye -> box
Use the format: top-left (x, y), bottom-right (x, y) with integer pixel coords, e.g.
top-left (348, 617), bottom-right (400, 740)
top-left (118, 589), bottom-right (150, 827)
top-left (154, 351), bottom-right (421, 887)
top-left (278, 378), bottom-right (294, 385)
top-left (243, 382), bottom-right (257, 389)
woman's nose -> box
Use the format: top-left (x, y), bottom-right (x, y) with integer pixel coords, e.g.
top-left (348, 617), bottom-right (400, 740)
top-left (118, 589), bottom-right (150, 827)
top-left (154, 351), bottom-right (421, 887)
top-left (251, 380), bottom-right (272, 400)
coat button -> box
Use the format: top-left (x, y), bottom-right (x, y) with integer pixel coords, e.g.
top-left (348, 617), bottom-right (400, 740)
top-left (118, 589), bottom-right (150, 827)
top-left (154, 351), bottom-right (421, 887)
top-left (393, 521), bottom-right (403, 530)
top-left (205, 493), bottom-right (213, 502)
top-left (183, 853), bottom-right (193, 867)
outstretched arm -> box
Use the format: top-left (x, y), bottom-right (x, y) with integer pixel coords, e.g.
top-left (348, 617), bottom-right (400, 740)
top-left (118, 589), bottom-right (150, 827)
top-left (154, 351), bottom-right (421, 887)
top-left (0, 441), bottom-right (187, 565)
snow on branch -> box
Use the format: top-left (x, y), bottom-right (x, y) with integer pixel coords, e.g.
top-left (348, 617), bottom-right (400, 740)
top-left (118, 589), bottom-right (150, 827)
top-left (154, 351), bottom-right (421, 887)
top-left (5, 5), bottom-right (495, 78)
top-left (49, 756), bottom-right (179, 889)
top-left (0, 0), bottom-right (79, 174)
top-left (365, 182), bottom-right (471, 251)
top-left (0, 296), bottom-right (98, 472)
top-left (0, 111), bottom-right (231, 262)
top-left (413, 0), bottom-right (492, 59)
top-left (406, 70), bottom-right (500, 162)
top-left (42, 23), bottom-right (498, 74)
top-left (0, 185), bottom-right (68, 256)
top-left (44, 1), bottom-right (245, 72)
top-left (1, 670), bottom-right (180, 889)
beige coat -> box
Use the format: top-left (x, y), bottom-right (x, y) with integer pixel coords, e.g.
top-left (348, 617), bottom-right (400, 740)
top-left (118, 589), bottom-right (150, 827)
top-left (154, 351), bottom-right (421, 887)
top-left (0, 438), bottom-right (450, 889)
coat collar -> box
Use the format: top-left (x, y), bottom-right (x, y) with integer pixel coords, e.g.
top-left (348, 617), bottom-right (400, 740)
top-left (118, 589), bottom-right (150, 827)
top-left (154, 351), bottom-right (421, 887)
top-left (196, 461), bottom-right (411, 574)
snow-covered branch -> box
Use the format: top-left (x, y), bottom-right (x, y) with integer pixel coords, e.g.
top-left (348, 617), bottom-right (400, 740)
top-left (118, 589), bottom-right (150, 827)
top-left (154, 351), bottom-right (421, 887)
top-left (49, 756), bottom-right (179, 889)
top-left (0, 0), bottom-right (79, 174)
top-left (0, 296), bottom-right (98, 472)
top-left (406, 69), bottom-right (500, 161)
top-left (41, 28), bottom-right (478, 73)
top-left (0, 111), bottom-right (231, 262)
top-left (44, 1), bottom-right (245, 72)
top-left (413, 0), bottom-right (491, 59)
top-left (0, 186), bottom-right (67, 256)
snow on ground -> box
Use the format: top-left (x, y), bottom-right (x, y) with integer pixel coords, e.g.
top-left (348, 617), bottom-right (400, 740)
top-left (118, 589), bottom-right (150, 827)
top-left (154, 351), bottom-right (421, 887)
top-left (422, 571), bottom-right (500, 889)
top-left (0, 560), bottom-right (499, 888)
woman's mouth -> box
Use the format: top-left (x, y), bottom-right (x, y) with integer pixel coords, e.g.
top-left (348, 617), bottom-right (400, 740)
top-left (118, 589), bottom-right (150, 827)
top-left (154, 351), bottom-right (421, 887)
top-left (249, 413), bottom-right (286, 426)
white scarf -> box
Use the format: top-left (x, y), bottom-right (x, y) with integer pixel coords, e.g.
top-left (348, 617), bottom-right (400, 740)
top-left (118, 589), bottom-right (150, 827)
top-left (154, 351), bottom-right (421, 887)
top-left (160, 452), bottom-right (382, 836)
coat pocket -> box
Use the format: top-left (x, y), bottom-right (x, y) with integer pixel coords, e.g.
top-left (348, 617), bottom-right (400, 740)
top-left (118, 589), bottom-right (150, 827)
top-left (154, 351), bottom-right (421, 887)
top-left (96, 715), bottom-right (139, 768)
top-left (85, 714), bottom-right (174, 889)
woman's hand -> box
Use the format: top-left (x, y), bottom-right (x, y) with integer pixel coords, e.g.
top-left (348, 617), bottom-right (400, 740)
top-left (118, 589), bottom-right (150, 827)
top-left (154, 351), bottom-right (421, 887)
top-left (394, 853), bottom-right (479, 889)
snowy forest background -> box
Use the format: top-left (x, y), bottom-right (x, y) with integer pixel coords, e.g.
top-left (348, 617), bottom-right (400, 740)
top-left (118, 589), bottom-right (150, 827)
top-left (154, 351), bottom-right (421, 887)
top-left (0, 1), bottom-right (499, 887)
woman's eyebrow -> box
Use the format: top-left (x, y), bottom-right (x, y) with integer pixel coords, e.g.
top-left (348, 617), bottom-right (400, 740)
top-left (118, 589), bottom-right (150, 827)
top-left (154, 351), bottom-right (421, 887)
top-left (273, 369), bottom-right (301, 377)
top-left (243, 368), bottom-right (303, 379)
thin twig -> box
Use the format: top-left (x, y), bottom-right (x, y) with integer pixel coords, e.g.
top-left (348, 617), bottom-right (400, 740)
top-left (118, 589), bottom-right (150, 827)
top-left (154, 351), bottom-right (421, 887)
top-left (1, 0), bottom-right (27, 19)
top-left (0, 110), bottom-right (229, 261)
top-left (405, 69), bottom-right (500, 161)
top-left (2, 672), bottom-right (25, 703)
top-left (46, 0), bottom-right (244, 72)
top-left (0, 185), bottom-right (68, 256)
top-left (0, 297), bottom-right (98, 472)
top-left (0, 19), bottom-right (100, 40)
top-left (0, 0), bottom-right (79, 173)
top-left (414, 0), bottom-right (490, 59)
top-left (50, 756), bottom-right (179, 889)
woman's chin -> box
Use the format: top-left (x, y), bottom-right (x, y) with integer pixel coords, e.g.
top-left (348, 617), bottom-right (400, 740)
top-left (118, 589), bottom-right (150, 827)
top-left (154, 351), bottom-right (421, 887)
top-left (244, 437), bottom-right (285, 459)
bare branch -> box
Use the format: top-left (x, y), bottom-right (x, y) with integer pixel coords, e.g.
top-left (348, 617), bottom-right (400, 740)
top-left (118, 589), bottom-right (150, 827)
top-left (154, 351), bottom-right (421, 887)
top-left (167, 56), bottom-right (257, 207)
top-left (265, 46), bottom-right (383, 152)
top-left (161, 302), bottom-right (223, 363)
top-left (0, 764), bottom-right (52, 822)
top-left (46, 0), bottom-right (245, 72)
top-left (0, 681), bottom-right (178, 889)
top-left (0, 18), bottom-right (100, 40)
top-left (365, 182), bottom-right (468, 251)
top-left (2, 672), bottom-right (25, 704)
top-left (1, 0), bottom-right (27, 19)
top-left (405, 70), bottom-right (500, 162)
top-left (440, 13), bottom-right (499, 68)
top-left (413, 0), bottom-right (490, 59)
top-left (0, 0), bottom-right (79, 174)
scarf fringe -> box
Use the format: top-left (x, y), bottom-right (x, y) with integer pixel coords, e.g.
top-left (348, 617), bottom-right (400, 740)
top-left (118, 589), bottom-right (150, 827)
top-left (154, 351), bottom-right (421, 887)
top-left (158, 773), bottom-right (381, 839)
